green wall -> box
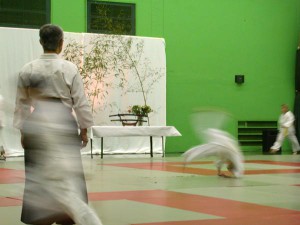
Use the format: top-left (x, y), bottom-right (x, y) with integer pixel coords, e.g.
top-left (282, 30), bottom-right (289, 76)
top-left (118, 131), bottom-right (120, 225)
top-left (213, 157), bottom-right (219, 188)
top-left (51, 0), bottom-right (164, 36)
top-left (51, 0), bottom-right (86, 32)
top-left (164, 0), bottom-right (300, 154)
top-left (298, 0), bottom-right (300, 43)
top-left (50, 0), bottom-right (300, 154)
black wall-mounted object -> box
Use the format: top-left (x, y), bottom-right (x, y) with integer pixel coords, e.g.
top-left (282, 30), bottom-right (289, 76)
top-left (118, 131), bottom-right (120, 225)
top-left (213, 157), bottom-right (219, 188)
top-left (235, 75), bottom-right (244, 84)
top-left (262, 129), bottom-right (281, 155)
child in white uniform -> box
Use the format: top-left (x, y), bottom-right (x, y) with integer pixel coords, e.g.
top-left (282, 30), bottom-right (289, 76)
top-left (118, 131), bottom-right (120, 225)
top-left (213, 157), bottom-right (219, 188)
top-left (270, 104), bottom-right (300, 155)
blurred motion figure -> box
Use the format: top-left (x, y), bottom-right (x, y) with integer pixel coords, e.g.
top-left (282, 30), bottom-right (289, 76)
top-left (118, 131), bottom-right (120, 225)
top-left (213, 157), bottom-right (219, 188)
top-left (0, 94), bottom-right (5, 160)
top-left (13, 24), bottom-right (102, 225)
top-left (183, 108), bottom-right (244, 178)
top-left (183, 128), bottom-right (244, 178)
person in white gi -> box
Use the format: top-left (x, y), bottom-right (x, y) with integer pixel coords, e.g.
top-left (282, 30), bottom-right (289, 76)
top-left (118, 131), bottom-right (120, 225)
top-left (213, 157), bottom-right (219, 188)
top-left (270, 104), bottom-right (300, 155)
top-left (183, 128), bottom-right (244, 178)
top-left (13, 24), bottom-right (102, 225)
top-left (0, 94), bottom-right (5, 160)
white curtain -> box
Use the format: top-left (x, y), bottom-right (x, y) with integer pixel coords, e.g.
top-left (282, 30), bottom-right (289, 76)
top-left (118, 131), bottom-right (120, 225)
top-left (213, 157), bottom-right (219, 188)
top-left (0, 27), bottom-right (166, 156)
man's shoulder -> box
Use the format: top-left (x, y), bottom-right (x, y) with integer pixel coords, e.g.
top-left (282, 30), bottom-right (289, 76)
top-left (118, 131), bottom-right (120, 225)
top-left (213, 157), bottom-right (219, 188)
top-left (20, 59), bottom-right (38, 73)
top-left (60, 59), bottom-right (78, 72)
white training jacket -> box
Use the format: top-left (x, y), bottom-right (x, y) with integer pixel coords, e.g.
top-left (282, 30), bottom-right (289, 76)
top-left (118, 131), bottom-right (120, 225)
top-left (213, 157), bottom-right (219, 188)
top-left (13, 53), bottom-right (93, 130)
top-left (279, 111), bottom-right (295, 129)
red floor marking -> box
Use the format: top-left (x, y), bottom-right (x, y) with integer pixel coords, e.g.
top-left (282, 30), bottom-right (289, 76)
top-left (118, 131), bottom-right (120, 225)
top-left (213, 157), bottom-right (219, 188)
top-left (103, 160), bottom-right (300, 176)
top-left (0, 168), bottom-right (25, 184)
top-left (89, 190), bottom-right (299, 218)
top-left (2, 190), bottom-right (300, 225)
top-left (132, 214), bottom-right (300, 225)
top-left (246, 160), bottom-right (300, 167)
top-left (89, 190), bottom-right (300, 225)
top-left (0, 197), bottom-right (22, 207)
top-left (245, 169), bottom-right (300, 174)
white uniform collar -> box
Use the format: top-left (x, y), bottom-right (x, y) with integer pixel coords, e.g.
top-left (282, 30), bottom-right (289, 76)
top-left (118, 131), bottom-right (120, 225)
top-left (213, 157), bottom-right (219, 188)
top-left (40, 53), bottom-right (60, 59)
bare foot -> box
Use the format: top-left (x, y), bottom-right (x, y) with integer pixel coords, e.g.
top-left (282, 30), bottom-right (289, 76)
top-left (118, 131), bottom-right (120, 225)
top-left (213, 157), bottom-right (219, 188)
top-left (218, 173), bottom-right (232, 178)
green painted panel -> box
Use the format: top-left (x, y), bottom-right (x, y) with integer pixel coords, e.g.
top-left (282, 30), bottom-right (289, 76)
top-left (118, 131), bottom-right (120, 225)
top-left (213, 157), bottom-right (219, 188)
top-left (50, 0), bottom-right (300, 154)
top-left (164, 0), bottom-right (300, 153)
top-left (51, 0), bottom-right (86, 32)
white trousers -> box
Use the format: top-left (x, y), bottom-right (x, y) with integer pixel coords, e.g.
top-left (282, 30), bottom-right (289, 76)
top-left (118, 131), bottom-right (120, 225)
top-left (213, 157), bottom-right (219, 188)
top-left (271, 127), bottom-right (300, 153)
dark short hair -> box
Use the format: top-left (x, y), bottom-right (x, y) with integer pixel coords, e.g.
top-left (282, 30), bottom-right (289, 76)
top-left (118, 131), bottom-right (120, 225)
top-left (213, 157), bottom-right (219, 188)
top-left (39, 24), bottom-right (63, 51)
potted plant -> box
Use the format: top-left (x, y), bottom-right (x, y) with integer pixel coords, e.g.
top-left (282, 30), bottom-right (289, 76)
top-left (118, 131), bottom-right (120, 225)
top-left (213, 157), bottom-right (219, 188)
top-left (129, 105), bottom-right (152, 125)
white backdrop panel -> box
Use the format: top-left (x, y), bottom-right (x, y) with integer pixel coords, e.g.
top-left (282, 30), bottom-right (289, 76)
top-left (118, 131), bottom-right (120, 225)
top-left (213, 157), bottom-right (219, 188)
top-left (0, 27), bottom-right (166, 156)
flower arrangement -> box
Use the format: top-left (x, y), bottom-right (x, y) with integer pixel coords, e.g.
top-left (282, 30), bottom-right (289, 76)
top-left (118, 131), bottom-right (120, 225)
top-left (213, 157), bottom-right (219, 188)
top-left (128, 105), bottom-right (153, 116)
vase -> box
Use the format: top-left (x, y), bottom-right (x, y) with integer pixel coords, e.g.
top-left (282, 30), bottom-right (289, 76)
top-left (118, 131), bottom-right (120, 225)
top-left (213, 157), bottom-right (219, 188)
top-left (137, 115), bottom-right (144, 126)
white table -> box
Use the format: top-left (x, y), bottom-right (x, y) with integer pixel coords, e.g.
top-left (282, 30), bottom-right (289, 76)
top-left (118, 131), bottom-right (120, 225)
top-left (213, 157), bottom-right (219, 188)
top-left (90, 126), bottom-right (181, 158)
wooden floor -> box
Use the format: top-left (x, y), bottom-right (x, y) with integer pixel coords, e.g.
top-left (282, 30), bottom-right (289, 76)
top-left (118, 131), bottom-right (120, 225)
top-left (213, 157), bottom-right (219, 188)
top-left (1, 153), bottom-right (300, 225)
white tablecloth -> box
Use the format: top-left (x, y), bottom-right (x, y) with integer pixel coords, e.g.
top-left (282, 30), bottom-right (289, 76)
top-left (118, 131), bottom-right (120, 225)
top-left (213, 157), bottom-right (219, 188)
top-left (90, 126), bottom-right (181, 156)
top-left (91, 126), bottom-right (181, 138)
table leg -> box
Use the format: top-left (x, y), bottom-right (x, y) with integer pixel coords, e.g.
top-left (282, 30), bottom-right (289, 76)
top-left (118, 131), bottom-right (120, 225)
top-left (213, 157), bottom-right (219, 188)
top-left (150, 136), bottom-right (153, 157)
top-left (161, 136), bottom-right (165, 157)
top-left (90, 138), bottom-right (93, 159)
top-left (101, 137), bottom-right (104, 159)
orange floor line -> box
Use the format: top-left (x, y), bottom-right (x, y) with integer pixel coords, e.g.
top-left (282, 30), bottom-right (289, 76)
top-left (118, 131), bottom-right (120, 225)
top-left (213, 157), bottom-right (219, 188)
top-left (89, 190), bottom-right (300, 225)
top-left (0, 168), bottom-right (25, 184)
top-left (103, 160), bottom-right (300, 176)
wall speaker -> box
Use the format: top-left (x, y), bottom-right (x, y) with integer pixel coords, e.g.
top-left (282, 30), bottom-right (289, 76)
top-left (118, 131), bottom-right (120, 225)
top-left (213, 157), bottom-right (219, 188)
top-left (235, 75), bottom-right (244, 84)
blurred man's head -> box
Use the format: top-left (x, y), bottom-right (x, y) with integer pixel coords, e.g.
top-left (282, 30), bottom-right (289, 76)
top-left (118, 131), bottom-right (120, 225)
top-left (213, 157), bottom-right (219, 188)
top-left (39, 24), bottom-right (63, 53)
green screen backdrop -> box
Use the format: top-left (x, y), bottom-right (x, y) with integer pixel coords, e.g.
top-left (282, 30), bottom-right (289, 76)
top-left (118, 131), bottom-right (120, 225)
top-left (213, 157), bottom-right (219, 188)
top-left (50, 0), bottom-right (300, 154)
